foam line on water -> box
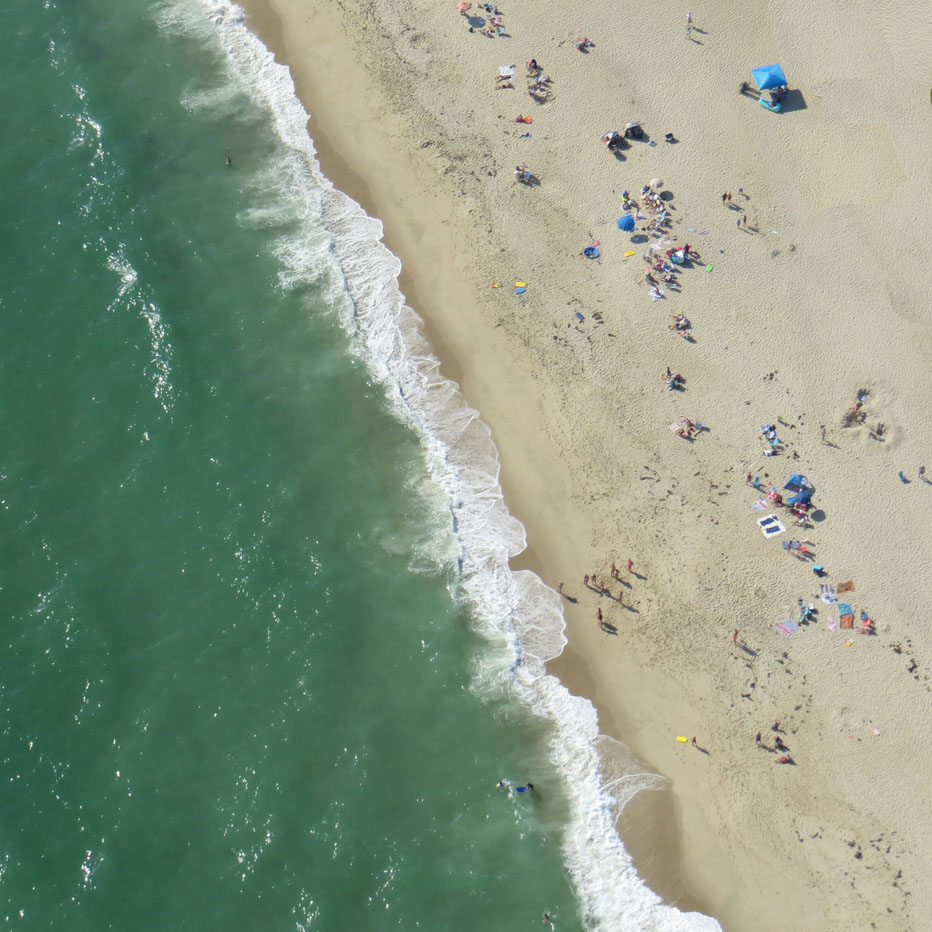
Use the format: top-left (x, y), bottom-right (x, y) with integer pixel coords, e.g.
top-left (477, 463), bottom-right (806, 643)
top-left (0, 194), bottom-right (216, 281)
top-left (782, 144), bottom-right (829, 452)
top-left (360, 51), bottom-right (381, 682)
top-left (175, 3), bottom-right (722, 929)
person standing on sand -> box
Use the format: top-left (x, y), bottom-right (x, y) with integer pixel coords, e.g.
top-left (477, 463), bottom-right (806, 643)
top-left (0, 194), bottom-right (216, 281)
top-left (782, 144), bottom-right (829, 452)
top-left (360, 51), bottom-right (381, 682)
top-left (611, 562), bottom-right (619, 580)
top-left (920, 465), bottom-right (926, 481)
top-left (596, 608), bottom-right (603, 627)
top-left (733, 629), bottom-right (739, 644)
top-left (755, 732), bottom-right (762, 745)
top-left (557, 582), bottom-right (563, 594)
top-left (626, 558), bottom-right (633, 573)
top-left (583, 574), bottom-right (589, 587)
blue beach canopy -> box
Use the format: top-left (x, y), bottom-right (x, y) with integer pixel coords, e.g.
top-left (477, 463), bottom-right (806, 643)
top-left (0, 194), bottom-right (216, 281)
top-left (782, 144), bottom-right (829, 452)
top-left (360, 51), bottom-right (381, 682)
top-left (617, 214), bottom-right (635, 232)
top-left (751, 63), bottom-right (788, 91)
top-left (784, 473), bottom-right (810, 492)
top-left (787, 488), bottom-right (813, 506)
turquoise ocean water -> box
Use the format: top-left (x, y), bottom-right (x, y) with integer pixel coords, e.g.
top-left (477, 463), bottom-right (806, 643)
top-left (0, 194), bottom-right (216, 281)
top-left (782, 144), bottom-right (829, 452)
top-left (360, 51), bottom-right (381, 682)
top-left (1, 2), bottom-right (718, 929)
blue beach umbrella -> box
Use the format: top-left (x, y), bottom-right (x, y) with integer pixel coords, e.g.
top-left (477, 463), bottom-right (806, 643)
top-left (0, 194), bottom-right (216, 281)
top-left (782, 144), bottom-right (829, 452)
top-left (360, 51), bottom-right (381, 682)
top-left (617, 214), bottom-right (635, 232)
top-left (751, 63), bottom-right (788, 91)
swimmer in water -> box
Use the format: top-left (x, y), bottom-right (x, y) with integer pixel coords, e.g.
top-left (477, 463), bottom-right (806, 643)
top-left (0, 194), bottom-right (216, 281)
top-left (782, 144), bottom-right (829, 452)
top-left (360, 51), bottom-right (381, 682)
top-left (225, 155), bottom-right (232, 166)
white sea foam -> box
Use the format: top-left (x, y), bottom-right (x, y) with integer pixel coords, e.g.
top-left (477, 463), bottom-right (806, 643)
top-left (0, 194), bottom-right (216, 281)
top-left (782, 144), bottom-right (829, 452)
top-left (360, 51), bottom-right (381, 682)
top-left (106, 248), bottom-right (174, 413)
top-left (182, 3), bottom-right (721, 929)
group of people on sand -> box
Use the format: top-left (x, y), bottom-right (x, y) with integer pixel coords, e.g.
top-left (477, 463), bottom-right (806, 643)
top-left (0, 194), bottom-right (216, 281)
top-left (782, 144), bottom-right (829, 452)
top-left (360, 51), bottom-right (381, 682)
top-left (755, 723), bottom-right (795, 764)
top-left (559, 561), bottom-right (636, 631)
top-left (465, 1), bottom-right (507, 38)
top-left (675, 418), bottom-right (705, 441)
top-left (525, 59), bottom-right (552, 100)
top-left (514, 162), bottom-right (534, 183)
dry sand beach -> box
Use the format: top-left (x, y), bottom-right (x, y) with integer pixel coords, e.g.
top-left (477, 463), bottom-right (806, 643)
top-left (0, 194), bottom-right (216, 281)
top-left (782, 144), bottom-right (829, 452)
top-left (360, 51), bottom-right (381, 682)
top-left (236, 0), bottom-right (932, 927)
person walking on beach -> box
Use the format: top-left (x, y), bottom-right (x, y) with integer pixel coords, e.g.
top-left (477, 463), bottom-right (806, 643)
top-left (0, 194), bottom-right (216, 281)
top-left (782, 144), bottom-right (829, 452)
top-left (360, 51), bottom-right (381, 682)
top-left (920, 465), bottom-right (927, 481)
top-left (733, 629), bottom-right (739, 645)
top-left (596, 608), bottom-right (604, 628)
top-left (755, 732), bottom-right (762, 745)
top-left (626, 558), bottom-right (634, 574)
top-left (583, 574), bottom-right (589, 587)
top-left (611, 562), bottom-right (619, 580)
top-left (557, 582), bottom-right (564, 594)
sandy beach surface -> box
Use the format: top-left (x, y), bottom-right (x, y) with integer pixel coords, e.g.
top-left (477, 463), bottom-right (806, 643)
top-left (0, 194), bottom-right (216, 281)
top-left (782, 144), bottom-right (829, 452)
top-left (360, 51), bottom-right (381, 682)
top-left (237, 0), bottom-right (932, 927)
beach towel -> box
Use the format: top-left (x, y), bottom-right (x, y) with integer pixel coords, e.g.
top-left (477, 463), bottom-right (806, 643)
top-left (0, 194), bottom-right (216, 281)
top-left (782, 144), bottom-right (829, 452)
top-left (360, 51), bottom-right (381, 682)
top-left (782, 618), bottom-right (799, 633)
top-left (774, 623), bottom-right (792, 635)
top-left (752, 500), bottom-right (767, 510)
top-left (838, 603), bottom-right (854, 629)
top-left (837, 580), bottom-right (855, 593)
top-left (827, 617), bottom-right (837, 631)
top-left (820, 583), bottom-right (836, 605)
top-left (499, 65), bottom-right (516, 78)
top-left (757, 514), bottom-right (785, 537)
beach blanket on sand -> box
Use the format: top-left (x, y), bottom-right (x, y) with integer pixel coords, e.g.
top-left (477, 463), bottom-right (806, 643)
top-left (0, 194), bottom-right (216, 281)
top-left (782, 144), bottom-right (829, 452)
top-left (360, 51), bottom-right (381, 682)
top-left (775, 619), bottom-right (799, 635)
top-left (838, 603), bottom-right (854, 629)
top-left (820, 583), bottom-right (837, 604)
top-left (837, 580), bottom-right (855, 593)
top-left (827, 616), bottom-right (837, 631)
top-left (758, 514), bottom-right (785, 537)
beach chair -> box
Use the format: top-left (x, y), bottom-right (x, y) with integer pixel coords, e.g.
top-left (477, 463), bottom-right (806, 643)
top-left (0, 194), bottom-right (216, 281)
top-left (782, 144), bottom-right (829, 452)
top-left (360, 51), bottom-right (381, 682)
top-left (838, 603), bottom-right (854, 629)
